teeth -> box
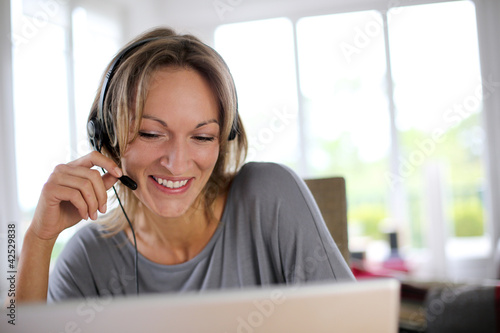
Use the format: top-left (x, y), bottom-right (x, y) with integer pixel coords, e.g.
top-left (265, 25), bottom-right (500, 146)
top-left (154, 177), bottom-right (188, 189)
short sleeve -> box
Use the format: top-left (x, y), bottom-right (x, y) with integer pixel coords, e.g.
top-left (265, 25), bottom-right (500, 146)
top-left (48, 226), bottom-right (97, 301)
top-left (48, 224), bottom-right (135, 302)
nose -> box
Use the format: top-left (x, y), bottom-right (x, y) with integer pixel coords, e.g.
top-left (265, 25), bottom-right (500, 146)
top-left (159, 138), bottom-right (190, 176)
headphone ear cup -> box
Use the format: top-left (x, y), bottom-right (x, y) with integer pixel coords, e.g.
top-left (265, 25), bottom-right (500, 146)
top-left (87, 118), bottom-right (102, 152)
top-left (228, 117), bottom-right (238, 141)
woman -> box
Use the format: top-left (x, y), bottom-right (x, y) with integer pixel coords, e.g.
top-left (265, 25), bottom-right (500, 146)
top-left (16, 27), bottom-right (354, 302)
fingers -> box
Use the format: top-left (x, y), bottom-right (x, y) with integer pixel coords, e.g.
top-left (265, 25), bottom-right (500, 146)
top-left (68, 151), bottom-right (123, 179)
top-left (43, 180), bottom-right (91, 220)
top-left (51, 152), bottom-right (124, 220)
top-left (31, 151), bottom-right (127, 240)
top-left (50, 165), bottom-right (107, 220)
top-left (102, 172), bottom-right (121, 191)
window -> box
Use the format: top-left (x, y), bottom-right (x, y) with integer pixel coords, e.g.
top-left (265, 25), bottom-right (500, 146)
top-left (215, 0), bottom-right (488, 276)
top-left (11, 0), bottom-right (121, 260)
top-left (215, 18), bottom-right (301, 170)
top-left (387, 1), bottom-right (487, 263)
top-left (72, 6), bottom-right (122, 159)
top-left (296, 11), bottom-right (391, 255)
top-left (12, 3), bottom-right (71, 235)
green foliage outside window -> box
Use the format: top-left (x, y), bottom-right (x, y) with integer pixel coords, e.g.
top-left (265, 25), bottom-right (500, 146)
top-left (314, 112), bottom-right (485, 247)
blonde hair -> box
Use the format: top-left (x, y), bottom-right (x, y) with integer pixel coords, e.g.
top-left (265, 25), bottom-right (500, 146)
top-left (88, 27), bottom-right (247, 232)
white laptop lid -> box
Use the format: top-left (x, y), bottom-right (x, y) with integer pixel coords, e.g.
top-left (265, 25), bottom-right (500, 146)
top-left (10, 279), bottom-right (399, 333)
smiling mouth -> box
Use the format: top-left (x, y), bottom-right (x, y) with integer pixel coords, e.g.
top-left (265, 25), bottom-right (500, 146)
top-left (152, 176), bottom-right (189, 189)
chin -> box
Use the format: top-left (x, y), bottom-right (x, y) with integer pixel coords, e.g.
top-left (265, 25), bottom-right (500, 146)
top-left (139, 189), bottom-right (205, 220)
top-left (154, 203), bottom-right (197, 220)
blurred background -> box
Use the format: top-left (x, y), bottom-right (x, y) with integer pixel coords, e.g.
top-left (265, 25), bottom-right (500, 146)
top-left (1, 0), bottom-right (500, 296)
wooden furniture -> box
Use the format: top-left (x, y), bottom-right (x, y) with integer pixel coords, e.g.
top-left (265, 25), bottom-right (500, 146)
top-left (304, 177), bottom-right (349, 264)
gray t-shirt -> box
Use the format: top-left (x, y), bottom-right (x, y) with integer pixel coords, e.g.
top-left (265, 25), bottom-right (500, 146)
top-left (48, 162), bottom-right (354, 301)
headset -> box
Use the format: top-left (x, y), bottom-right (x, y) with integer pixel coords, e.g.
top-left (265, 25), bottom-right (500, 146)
top-left (86, 36), bottom-right (240, 295)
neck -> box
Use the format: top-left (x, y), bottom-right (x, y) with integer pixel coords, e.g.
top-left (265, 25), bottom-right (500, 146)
top-left (126, 193), bottom-right (226, 265)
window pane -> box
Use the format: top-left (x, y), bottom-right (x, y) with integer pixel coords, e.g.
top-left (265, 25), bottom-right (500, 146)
top-left (11, 3), bottom-right (122, 259)
top-left (214, 18), bottom-right (300, 168)
top-left (297, 11), bottom-right (391, 251)
top-left (73, 6), bottom-right (121, 158)
top-left (12, 18), bottom-right (69, 230)
top-left (51, 7), bottom-right (122, 251)
top-left (388, 1), bottom-right (485, 244)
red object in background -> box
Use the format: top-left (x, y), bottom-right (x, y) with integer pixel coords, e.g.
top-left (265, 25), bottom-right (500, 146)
top-left (351, 265), bottom-right (389, 279)
top-left (351, 231), bottom-right (410, 280)
top-left (350, 255), bottom-right (410, 280)
top-left (382, 256), bottom-right (410, 273)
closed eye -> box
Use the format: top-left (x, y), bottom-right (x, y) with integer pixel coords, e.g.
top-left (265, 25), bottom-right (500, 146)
top-left (193, 136), bottom-right (216, 142)
top-left (138, 131), bottom-right (161, 139)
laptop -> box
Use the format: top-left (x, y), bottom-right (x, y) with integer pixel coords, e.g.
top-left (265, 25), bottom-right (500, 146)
top-left (10, 279), bottom-right (399, 333)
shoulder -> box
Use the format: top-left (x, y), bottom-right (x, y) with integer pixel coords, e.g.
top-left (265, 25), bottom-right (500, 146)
top-left (230, 162), bottom-right (311, 209)
top-left (238, 161), bottom-right (295, 177)
top-left (49, 223), bottom-right (124, 300)
top-left (235, 162), bottom-right (302, 190)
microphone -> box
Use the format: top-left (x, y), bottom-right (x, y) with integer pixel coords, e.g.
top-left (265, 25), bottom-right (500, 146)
top-left (119, 175), bottom-right (138, 190)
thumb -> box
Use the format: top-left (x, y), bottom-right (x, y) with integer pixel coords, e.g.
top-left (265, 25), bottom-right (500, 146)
top-left (102, 172), bottom-right (120, 190)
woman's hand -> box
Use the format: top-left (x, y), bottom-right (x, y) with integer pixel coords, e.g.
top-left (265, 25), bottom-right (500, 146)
top-left (30, 151), bottom-right (123, 241)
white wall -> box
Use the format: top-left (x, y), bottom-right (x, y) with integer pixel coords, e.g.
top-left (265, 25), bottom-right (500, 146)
top-left (115, 0), bottom-right (407, 44)
top-left (117, 0), bottom-right (473, 41)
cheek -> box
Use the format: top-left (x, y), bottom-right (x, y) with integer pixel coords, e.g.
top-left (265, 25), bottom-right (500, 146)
top-left (121, 141), bottom-right (220, 175)
top-left (121, 141), bottom-right (152, 174)
top-left (195, 145), bottom-right (220, 171)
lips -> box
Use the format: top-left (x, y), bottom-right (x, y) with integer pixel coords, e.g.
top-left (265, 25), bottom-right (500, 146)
top-left (150, 175), bottom-right (192, 192)
top-left (152, 176), bottom-right (189, 189)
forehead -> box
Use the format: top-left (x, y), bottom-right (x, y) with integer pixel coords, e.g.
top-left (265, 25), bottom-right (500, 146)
top-left (141, 67), bottom-right (219, 123)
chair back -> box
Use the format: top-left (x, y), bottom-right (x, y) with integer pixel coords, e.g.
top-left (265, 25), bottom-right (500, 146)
top-left (304, 177), bottom-right (349, 264)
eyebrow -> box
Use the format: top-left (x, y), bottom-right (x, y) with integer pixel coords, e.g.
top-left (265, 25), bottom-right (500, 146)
top-left (195, 119), bottom-right (219, 128)
top-left (142, 115), bottom-right (219, 128)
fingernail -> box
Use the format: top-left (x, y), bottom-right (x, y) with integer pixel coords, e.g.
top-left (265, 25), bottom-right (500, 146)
top-left (91, 211), bottom-right (98, 220)
top-left (114, 167), bottom-right (123, 178)
top-left (100, 204), bottom-right (107, 214)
